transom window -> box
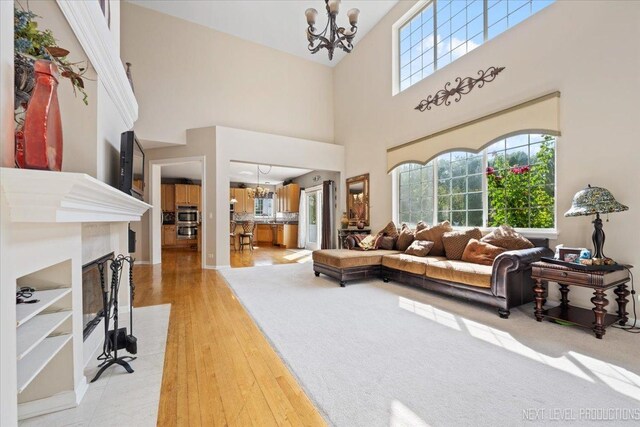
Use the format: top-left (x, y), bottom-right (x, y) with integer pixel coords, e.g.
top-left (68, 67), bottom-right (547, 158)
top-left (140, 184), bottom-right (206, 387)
top-left (399, 0), bottom-right (554, 92)
top-left (397, 134), bottom-right (555, 230)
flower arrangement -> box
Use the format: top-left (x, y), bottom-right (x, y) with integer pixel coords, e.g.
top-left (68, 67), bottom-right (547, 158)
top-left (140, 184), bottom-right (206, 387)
top-left (14, 6), bottom-right (88, 109)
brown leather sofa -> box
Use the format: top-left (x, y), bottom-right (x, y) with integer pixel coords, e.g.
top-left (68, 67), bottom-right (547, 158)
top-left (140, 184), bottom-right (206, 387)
top-left (312, 238), bottom-right (552, 319)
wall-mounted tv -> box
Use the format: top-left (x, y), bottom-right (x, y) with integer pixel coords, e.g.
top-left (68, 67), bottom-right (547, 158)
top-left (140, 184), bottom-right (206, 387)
top-left (118, 131), bottom-right (144, 200)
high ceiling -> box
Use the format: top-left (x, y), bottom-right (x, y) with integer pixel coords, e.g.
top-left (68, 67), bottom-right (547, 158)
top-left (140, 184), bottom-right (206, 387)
top-left (161, 161), bottom-right (203, 180)
top-left (229, 162), bottom-right (312, 185)
top-left (127, 0), bottom-right (399, 67)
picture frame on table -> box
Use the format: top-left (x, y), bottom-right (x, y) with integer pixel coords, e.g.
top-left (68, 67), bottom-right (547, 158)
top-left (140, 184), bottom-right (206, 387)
top-left (558, 247), bottom-right (583, 263)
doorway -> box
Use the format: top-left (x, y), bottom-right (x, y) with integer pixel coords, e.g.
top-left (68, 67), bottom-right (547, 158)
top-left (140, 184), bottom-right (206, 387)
top-left (305, 186), bottom-right (323, 251)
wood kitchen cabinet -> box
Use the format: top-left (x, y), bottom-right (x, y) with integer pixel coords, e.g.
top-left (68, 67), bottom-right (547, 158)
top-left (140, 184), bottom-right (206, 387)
top-left (276, 184), bottom-right (300, 213)
top-left (256, 224), bottom-right (273, 243)
top-left (161, 184), bottom-right (175, 211)
top-left (275, 224), bottom-right (298, 248)
top-left (175, 184), bottom-right (200, 208)
top-left (162, 225), bottom-right (176, 247)
top-left (230, 188), bottom-right (255, 214)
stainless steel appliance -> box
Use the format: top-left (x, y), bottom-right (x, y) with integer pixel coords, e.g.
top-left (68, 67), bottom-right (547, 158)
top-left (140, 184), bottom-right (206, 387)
top-left (162, 211), bottom-right (175, 225)
top-left (177, 224), bottom-right (198, 240)
top-left (176, 206), bottom-right (198, 223)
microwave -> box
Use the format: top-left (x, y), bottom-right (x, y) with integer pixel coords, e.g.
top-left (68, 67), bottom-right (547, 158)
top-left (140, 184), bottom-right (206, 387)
top-left (177, 207), bottom-right (198, 223)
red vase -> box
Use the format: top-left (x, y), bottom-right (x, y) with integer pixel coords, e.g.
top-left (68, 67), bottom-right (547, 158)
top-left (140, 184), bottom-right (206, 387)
top-left (15, 59), bottom-right (63, 171)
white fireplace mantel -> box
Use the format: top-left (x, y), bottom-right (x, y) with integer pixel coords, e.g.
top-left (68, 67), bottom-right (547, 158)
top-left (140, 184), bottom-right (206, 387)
top-left (0, 168), bottom-right (151, 223)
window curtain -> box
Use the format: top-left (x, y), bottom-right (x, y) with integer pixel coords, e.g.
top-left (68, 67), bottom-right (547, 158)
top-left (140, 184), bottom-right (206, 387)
top-left (321, 180), bottom-right (335, 249)
top-left (297, 189), bottom-right (306, 249)
top-left (387, 92), bottom-right (561, 172)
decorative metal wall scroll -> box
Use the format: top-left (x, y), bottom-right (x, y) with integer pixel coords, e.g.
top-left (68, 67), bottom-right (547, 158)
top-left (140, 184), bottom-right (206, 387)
top-left (415, 66), bottom-right (505, 112)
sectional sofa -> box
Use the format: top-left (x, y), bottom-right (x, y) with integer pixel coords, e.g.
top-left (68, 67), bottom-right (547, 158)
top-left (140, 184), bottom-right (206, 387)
top-left (312, 238), bottom-right (553, 318)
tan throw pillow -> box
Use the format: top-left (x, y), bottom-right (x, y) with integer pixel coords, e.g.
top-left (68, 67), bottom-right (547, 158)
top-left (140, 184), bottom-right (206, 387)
top-left (462, 239), bottom-right (507, 266)
top-left (414, 221), bottom-right (452, 256)
top-left (379, 236), bottom-right (396, 250)
top-left (358, 234), bottom-right (377, 250)
top-left (415, 221), bottom-right (429, 232)
top-left (442, 228), bottom-right (483, 260)
top-left (481, 224), bottom-right (534, 250)
top-left (404, 240), bottom-right (434, 257)
top-left (395, 224), bottom-right (415, 251)
top-left (378, 221), bottom-right (399, 238)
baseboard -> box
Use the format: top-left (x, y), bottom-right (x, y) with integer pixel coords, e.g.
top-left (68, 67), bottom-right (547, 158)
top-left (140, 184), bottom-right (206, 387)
top-left (135, 260), bottom-right (151, 265)
top-left (205, 264), bottom-right (230, 270)
top-left (18, 390), bottom-right (77, 420)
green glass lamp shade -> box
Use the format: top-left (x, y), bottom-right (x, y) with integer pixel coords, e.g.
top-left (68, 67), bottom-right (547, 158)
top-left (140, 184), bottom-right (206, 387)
top-left (564, 185), bottom-right (628, 217)
top-left (564, 185), bottom-right (628, 260)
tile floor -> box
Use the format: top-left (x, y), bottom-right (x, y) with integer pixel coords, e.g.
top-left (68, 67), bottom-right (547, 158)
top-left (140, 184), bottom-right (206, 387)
top-left (20, 304), bottom-right (171, 427)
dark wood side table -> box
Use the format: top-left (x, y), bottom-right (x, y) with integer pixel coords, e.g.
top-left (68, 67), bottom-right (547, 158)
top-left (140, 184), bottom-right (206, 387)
top-left (337, 228), bottom-right (371, 249)
top-left (530, 261), bottom-right (631, 339)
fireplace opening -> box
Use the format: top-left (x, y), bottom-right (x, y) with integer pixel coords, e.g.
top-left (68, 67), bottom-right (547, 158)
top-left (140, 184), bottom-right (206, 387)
top-left (82, 252), bottom-right (114, 340)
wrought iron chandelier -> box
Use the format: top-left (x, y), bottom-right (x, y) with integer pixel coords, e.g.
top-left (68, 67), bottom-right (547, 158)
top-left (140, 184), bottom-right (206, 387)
top-left (246, 165), bottom-right (272, 199)
top-left (305, 0), bottom-right (360, 60)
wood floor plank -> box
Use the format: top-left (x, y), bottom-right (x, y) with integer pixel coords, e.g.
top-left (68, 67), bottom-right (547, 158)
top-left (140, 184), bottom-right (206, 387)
top-left (135, 248), bottom-right (325, 426)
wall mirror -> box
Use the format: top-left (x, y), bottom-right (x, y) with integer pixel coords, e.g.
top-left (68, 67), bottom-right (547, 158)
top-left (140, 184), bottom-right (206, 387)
top-left (346, 173), bottom-right (369, 226)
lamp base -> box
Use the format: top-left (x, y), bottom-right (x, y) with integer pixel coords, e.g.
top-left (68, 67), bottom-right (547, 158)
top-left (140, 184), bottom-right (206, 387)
top-left (592, 213), bottom-right (605, 259)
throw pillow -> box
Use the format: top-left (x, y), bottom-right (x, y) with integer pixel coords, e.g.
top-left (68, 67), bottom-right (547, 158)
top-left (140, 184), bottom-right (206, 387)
top-left (379, 236), bottom-right (396, 250)
top-left (462, 239), bottom-right (507, 266)
top-left (415, 221), bottom-right (429, 232)
top-left (414, 221), bottom-right (453, 256)
top-left (358, 234), bottom-right (377, 250)
top-left (481, 224), bottom-right (534, 250)
top-left (395, 223), bottom-right (415, 251)
top-left (404, 240), bottom-right (434, 257)
top-left (442, 228), bottom-right (483, 260)
top-left (378, 221), bottom-right (399, 238)
top-left (346, 234), bottom-right (369, 250)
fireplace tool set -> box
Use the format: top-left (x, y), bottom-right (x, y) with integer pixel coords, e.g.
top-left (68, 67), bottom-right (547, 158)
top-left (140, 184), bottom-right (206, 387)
top-left (90, 254), bottom-right (138, 383)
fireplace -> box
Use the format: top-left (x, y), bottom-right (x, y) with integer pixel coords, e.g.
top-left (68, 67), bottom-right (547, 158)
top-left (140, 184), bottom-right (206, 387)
top-left (82, 252), bottom-right (114, 340)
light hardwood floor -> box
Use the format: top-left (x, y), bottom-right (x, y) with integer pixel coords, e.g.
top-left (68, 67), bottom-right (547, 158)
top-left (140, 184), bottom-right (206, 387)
top-left (135, 248), bottom-right (324, 426)
top-left (230, 243), bottom-right (312, 268)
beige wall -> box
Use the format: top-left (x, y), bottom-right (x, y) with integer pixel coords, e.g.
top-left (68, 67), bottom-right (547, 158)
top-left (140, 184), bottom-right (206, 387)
top-left (333, 1), bottom-right (640, 309)
top-left (120, 2), bottom-right (335, 146)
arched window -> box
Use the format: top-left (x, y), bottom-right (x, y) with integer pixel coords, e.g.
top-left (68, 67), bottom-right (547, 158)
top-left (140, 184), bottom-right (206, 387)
top-left (397, 133), bottom-right (555, 230)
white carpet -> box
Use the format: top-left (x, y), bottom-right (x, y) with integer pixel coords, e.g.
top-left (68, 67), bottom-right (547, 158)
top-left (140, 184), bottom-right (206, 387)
top-left (221, 263), bottom-right (640, 427)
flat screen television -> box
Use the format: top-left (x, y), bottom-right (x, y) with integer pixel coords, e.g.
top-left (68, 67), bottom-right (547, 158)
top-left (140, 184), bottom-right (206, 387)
top-left (119, 131), bottom-right (144, 200)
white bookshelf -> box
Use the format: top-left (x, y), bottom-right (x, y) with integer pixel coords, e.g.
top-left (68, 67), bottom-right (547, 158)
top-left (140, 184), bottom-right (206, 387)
top-left (17, 334), bottom-right (72, 393)
top-left (16, 288), bottom-right (72, 327)
top-left (17, 311), bottom-right (72, 360)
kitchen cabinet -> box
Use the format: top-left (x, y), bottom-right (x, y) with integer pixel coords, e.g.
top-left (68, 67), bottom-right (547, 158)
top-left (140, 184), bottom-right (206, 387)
top-left (276, 184), bottom-right (300, 213)
top-left (161, 184), bottom-right (175, 211)
top-left (230, 188), bottom-right (255, 214)
top-left (175, 184), bottom-right (201, 208)
top-left (276, 224), bottom-right (298, 248)
top-left (162, 225), bottom-right (176, 247)
top-left (256, 224), bottom-right (273, 243)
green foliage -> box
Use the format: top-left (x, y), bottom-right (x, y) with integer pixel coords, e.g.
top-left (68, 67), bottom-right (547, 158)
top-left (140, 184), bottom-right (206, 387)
top-left (14, 7), bottom-right (88, 105)
top-left (487, 135), bottom-right (555, 228)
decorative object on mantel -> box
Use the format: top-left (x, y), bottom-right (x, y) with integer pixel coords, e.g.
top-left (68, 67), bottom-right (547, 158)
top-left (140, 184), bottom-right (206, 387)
top-left (565, 184), bottom-right (629, 264)
top-left (305, 0), bottom-right (360, 60)
top-left (125, 62), bottom-right (134, 93)
top-left (415, 66), bottom-right (505, 112)
top-left (340, 211), bottom-right (349, 229)
top-left (14, 6), bottom-right (89, 170)
top-left (246, 165), bottom-right (272, 199)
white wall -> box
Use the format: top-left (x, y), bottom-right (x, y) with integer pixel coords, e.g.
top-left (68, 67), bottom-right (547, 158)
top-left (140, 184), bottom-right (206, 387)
top-left (0, 0), bottom-right (14, 167)
top-left (333, 1), bottom-right (640, 310)
top-left (120, 2), bottom-right (335, 146)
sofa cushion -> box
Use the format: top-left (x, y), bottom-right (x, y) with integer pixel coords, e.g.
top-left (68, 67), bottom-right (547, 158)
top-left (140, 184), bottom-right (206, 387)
top-left (395, 224), bottom-right (415, 251)
top-left (382, 254), bottom-right (447, 275)
top-left (481, 224), bottom-right (534, 250)
top-left (312, 249), bottom-right (400, 269)
top-left (414, 221), bottom-right (452, 256)
top-left (378, 235), bottom-right (397, 250)
top-left (404, 240), bottom-right (434, 257)
top-left (378, 221), bottom-right (399, 238)
top-left (425, 260), bottom-right (493, 288)
top-left (461, 239), bottom-right (506, 266)
top-left (442, 228), bottom-right (482, 260)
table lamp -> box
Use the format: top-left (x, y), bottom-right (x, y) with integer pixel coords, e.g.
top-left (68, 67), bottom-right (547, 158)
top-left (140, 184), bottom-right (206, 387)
top-left (564, 184), bottom-right (628, 261)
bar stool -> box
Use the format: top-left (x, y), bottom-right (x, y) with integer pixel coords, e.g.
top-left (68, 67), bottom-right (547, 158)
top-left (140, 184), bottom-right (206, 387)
top-left (230, 220), bottom-right (237, 251)
top-left (239, 221), bottom-right (255, 251)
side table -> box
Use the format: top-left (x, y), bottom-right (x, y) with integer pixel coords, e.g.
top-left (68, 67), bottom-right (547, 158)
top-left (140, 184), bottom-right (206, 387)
top-left (337, 228), bottom-right (371, 249)
top-left (530, 261), bottom-right (631, 339)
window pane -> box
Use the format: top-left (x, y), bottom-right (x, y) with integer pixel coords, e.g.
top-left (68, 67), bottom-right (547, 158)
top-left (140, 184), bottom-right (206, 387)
top-left (468, 192), bottom-right (483, 210)
top-left (468, 210), bottom-right (483, 227)
top-left (397, 162), bottom-right (434, 227)
top-left (468, 174), bottom-right (482, 192)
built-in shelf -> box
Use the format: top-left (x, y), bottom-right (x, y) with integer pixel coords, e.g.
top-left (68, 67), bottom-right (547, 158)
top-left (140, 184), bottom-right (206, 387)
top-left (17, 334), bottom-right (72, 393)
top-left (16, 289), bottom-right (72, 327)
top-left (17, 311), bottom-right (72, 360)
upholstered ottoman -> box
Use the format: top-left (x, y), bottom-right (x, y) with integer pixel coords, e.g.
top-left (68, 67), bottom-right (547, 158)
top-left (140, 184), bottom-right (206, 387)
top-left (312, 249), bottom-right (400, 287)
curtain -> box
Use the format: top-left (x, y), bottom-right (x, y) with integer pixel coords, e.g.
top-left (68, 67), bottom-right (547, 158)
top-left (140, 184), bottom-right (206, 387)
top-left (321, 180), bottom-right (335, 249)
top-left (297, 189), bottom-right (306, 249)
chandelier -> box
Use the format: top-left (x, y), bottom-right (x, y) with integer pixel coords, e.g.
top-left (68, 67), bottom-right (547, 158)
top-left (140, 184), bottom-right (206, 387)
top-left (305, 0), bottom-right (360, 60)
top-left (246, 165), bottom-right (272, 199)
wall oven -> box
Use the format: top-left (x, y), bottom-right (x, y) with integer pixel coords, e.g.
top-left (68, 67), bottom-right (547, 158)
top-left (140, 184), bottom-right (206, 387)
top-left (177, 206), bottom-right (198, 223)
top-left (177, 224), bottom-right (198, 240)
